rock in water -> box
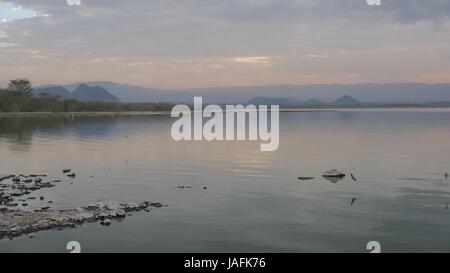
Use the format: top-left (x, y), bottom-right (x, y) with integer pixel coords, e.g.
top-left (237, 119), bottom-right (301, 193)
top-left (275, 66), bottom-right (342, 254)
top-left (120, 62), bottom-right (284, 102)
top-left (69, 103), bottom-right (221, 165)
top-left (298, 177), bottom-right (315, 181)
top-left (63, 169), bottom-right (71, 173)
top-left (116, 209), bottom-right (126, 218)
top-left (445, 172), bottom-right (448, 180)
top-left (322, 169), bottom-right (346, 178)
top-left (100, 219), bottom-right (111, 226)
top-left (351, 173), bottom-right (357, 181)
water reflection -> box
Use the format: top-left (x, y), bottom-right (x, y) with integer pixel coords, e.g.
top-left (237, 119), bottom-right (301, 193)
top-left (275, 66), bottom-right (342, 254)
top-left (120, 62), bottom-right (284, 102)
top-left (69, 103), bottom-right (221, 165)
top-left (0, 115), bottom-right (171, 149)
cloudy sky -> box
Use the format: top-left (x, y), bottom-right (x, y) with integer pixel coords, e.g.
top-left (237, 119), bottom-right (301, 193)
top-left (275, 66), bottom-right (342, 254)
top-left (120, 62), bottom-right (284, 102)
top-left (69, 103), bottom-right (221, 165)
top-left (1, 0), bottom-right (450, 89)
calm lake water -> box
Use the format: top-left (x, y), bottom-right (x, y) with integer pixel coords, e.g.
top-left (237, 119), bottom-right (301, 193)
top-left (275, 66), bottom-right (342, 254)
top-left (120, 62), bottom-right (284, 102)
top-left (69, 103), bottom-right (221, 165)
top-left (1, 109), bottom-right (450, 253)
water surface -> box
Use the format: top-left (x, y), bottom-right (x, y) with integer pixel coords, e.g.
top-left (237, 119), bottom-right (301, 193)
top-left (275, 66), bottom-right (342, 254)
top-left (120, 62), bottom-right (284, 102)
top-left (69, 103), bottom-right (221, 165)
top-left (0, 109), bottom-right (449, 252)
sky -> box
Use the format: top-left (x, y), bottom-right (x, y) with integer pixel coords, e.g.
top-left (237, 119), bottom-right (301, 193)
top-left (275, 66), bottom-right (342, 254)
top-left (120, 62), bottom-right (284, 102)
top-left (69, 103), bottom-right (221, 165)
top-left (1, 0), bottom-right (450, 89)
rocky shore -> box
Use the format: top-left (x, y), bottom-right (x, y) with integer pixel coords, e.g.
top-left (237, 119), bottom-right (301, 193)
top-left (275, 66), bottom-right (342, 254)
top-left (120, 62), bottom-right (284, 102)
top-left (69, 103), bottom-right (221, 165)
top-left (0, 200), bottom-right (163, 240)
top-left (0, 172), bottom-right (164, 240)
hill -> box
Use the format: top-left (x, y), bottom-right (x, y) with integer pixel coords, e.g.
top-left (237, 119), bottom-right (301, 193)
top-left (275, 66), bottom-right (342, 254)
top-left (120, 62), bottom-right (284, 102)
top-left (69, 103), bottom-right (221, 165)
top-left (32, 86), bottom-right (75, 100)
top-left (332, 95), bottom-right (361, 106)
top-left (72, 84), bottom-right (120, 102)
top-left (247, 97), bottom-right (301, 106)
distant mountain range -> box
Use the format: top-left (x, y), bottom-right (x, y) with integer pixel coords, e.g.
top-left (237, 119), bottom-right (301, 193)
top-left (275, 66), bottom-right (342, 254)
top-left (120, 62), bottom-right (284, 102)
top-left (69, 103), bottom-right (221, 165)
top-left (33, 84), bottom-right (120, 102)
top-left (247, 97), bottom-right (302, 106)
top-left (34, 81), bottom-right (450, 105)
top-left (245, 96), bottom-right (361, 107)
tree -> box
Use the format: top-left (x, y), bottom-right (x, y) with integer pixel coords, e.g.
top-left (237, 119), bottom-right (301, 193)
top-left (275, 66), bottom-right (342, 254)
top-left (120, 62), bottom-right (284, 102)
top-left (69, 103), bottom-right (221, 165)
top-left (8, 78), bottom-right (33, 95)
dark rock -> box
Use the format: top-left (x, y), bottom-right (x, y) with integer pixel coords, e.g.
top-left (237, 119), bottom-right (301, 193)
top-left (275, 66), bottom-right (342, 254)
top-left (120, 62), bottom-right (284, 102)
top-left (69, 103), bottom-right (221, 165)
top-left (150, 202), bottom-right (163, 208)
top-left (322, 169), bottom-right (346, 178)
top-left (298, 177), bottom-right (315, 180)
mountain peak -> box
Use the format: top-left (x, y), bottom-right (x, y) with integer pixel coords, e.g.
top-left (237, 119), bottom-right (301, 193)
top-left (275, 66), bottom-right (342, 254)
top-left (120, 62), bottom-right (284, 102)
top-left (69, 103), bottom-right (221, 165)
top-left (333, 95), bottom-right (361, 106)
top-left (72, 84), bottom-right (120, 102)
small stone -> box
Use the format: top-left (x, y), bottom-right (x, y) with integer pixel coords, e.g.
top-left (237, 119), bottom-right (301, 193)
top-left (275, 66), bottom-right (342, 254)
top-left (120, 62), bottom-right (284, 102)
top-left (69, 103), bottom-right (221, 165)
top-left (100, 219), bottom-right (111, 226)
top-left (151, 202), bottom-right (163, 208)
top-left (116, 209), bottom-right (126, 217)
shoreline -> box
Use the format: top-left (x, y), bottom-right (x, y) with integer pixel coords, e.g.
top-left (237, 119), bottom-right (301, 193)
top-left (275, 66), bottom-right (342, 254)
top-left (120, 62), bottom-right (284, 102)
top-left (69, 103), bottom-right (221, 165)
top-left (0, 172), bottom-right (164, 240)
top-left (0, 111), bottom-right (173, 118)
top-left (0, 200), bottom-right (164, 240)
top-left (1, 106), bottom-right (450, 118)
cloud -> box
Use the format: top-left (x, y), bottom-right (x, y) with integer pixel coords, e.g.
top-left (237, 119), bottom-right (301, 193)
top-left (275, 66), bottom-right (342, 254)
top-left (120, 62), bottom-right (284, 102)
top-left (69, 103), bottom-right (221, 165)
top-left (234, 56), bottom-right (271, 64)
top-left (0, 0), bottom-right (450, 88)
